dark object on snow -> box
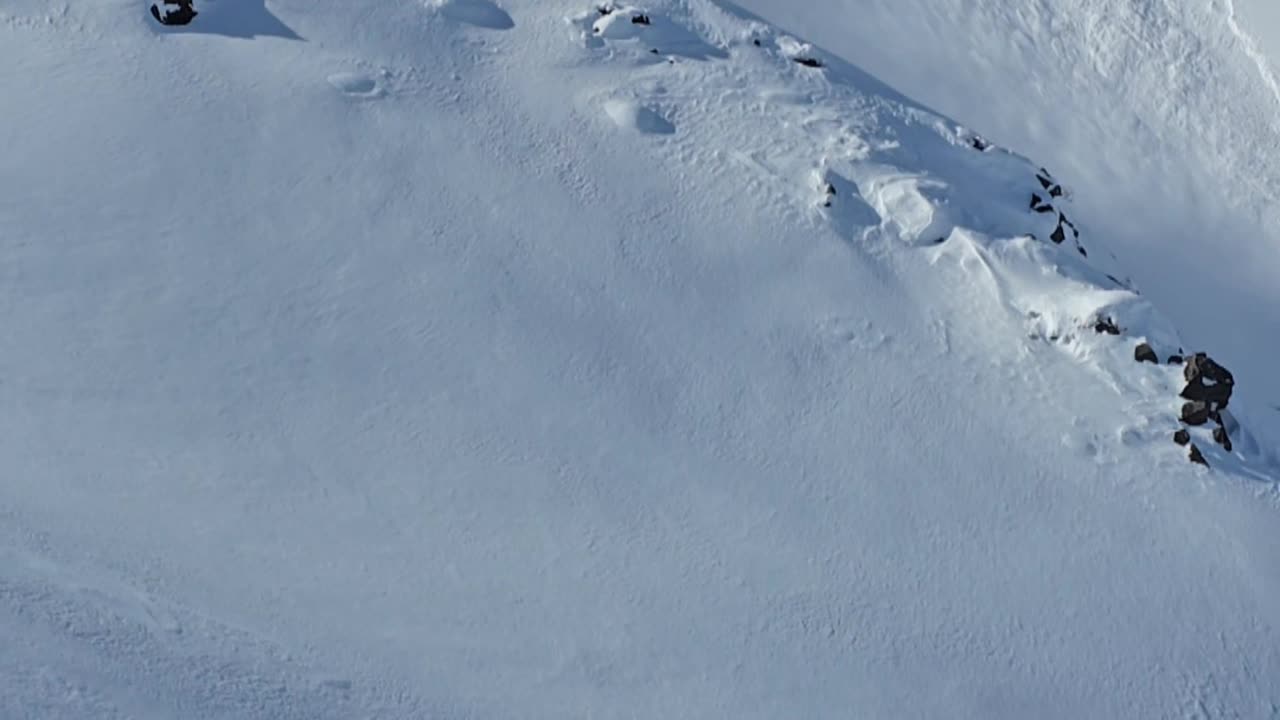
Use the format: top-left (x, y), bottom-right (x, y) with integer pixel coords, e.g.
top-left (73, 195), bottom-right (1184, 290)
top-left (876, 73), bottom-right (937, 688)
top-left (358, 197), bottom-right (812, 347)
top-left (1035, 170), bottom-right (1064, 198)
top-left (597, 5), bottom-right (613, 15)
top-left (1030, 193), bottom-right (1055, 213)
top-left (793, 57), bottom-right (824, 68)
top-left (151, 0), bottom-right (197, 25)
top-left (1059, 213), bottom-right (1079, 237)
top-left (752, 38), bottom-right (762, 47)
top-left (1180, 352), bottom-right (1234, 409)
top-left (969, 136), bottom-right (990, 151)
top-left (821, 182), bottom-right (836, 207)
top-left (1049, 222), bottom-right (1066, 244)
top-left (1134, 342), bottom-right (1158, 364)
top-left (1076, 245), bottom-right (1088, 257)
top-left (1188, 443), bottom-right (1209, 466)
top-left (1212, 425), bottom-right (1233, 452)
top-left (1181, 401), bottom-right (1211, 426)
top-left (1167, 354), bottom-right (1184, 365)
top-left (1093, 317), bottom-right (1121, 335)
top-left (631, 13), bottom-right (651, 25)
top-left (1173, 429), bottom-right (1191, 446)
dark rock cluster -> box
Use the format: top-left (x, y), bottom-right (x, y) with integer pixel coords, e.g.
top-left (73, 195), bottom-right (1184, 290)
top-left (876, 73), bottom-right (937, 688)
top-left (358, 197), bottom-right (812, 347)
top-left (1028, 169), bottom-right (1088, 258)
top-left (1165, 351), bottom-right (1237, 466)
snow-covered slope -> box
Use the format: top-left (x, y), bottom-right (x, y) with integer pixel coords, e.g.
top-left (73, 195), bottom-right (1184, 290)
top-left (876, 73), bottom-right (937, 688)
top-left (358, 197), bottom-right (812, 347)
top-left (2, 1), bottom-right (1278, 717)
top-left (735, 0), bottom-right (1280, 428)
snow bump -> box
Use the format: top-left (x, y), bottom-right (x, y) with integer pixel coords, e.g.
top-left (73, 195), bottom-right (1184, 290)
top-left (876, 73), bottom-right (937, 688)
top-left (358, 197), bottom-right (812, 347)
top-left (602, 98), bottom-right (675, 134)
top-left (428, 0), bottom-right (514, 30)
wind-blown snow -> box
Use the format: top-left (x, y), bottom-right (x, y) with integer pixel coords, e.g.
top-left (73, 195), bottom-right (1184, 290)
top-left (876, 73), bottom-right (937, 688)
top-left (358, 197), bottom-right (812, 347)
top-left (2, 0), bottom-right (1278, 717)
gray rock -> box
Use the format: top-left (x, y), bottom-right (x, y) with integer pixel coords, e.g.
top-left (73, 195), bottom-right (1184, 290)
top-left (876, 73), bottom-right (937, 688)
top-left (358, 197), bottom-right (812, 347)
top-left (1181, 401), bottom-right (1211, 426)
top-left (1189, 443), bottom-right (1209, 467)
top-left (1173, 429), bottom-right (1191, 446)
top-left (1212, 426), bottom-right (1233, 452)
top-left (1134, 343), bottom-right (1158, 364)
top-left (1093, 317), bottom-right (1121, 335)
top-left (1180, 353), bottom-right (1234, 409)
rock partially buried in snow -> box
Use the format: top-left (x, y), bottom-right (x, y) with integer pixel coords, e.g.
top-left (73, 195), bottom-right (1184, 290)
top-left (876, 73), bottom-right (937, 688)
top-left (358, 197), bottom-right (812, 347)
top-left (1134, 342), bottom-right (1158, 364)
top-left (1181, 400), bottom-right (1212, 426)
top-left (1189, 443), bottom-right (1209, 466)
top-left (603, 99), bottom-right (675, 135)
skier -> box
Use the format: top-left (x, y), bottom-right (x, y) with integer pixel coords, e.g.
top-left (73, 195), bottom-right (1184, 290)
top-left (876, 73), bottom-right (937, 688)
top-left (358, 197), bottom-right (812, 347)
top-left (151, 0), bottom-right (198, 26)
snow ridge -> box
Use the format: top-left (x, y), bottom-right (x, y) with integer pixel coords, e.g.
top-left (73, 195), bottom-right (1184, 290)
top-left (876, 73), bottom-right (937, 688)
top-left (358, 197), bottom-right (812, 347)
top-left (574, 0), bottom-right (1275, 474)
top-left (2, 0), bottom-right (1280, 717)
top-left (1223, 0), bottom-right (1280, 111)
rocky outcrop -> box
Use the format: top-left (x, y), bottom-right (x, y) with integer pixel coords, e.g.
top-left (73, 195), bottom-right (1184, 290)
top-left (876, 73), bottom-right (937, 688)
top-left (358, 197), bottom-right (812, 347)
top-left (1093, 316), bottom-right (1121, 335)
top-left (1170, 352), bottom-right (1239, 467)
top-left (1134, 343), bottom-right (1158, 364)
top-left (1180, 353), bottom-right (1234, 409)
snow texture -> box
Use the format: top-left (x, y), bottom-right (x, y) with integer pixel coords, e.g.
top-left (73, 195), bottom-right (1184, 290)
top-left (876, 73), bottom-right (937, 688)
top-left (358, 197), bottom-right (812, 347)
top-left (1, 0), bottom-right (1278, 717)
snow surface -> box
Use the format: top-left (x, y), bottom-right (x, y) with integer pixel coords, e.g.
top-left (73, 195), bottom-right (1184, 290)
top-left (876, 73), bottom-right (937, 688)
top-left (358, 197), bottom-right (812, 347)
top-left (2, 0), bottom-right (1279, 717)
top-left (734, 0), bottom-right (1280, 426)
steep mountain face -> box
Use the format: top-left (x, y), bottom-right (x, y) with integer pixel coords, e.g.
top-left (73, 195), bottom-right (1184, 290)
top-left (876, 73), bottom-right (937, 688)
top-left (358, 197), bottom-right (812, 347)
top-left (1, 1), bottom-right (1278, 718)
top-left (735, 0), bottom-right (1280, 427)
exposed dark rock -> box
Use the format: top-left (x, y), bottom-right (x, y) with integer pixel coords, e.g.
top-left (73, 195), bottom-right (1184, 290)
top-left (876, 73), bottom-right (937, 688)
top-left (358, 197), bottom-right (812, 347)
top-left (821, 181), bottom-right (836, 207)
top-left (1134, 343), bottom-right (1158, 364)
top-left (1167, 354), bottom-right (1184, 365)
top-left (1059, 213), bottom-right (1078, 234)
top-left (793, 57), bottom-right (824, 68)
top-left (631, 13), bottom-right (651, 25)
top-left (1035, 170), bottom-right (1064, 198)
top-left (151, 0), bottom-right (197, 25)
top-left (1184, 352), bottom-right (1234, 386)
top-left (1188, 443), bottom-right (1209, 467)
top-left (1173, 429), bottom-right (1191, 446)
top-left (1180, 353), bottom-right (1234, 409)
top-left (1181, 401), bottom-right (1211, 426)
top-left (1179, 380), bottom-right (1232, 408)
top-left (597, 5), bottom-right (613, 15)
top-left (752, 38), bottom-right (761, 46)
top-left (1030, 194), bottom-right (1055, 213)
top-left (1212, 426), bottom-right (1233, 452)
top-left (1093, 317), bottom-right (1121, 335)
top-left (969, 136), bottom-right (990, 151)
top-left (1049, 223), bottom-right (1066, 244)
top-left (1076, 245), bottom-right (1088, 257)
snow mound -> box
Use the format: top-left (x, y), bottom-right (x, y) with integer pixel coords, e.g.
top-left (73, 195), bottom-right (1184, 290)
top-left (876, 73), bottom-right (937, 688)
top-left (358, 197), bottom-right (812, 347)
top-left (428, 0), bottom-right (515, 30)
top-left (602, 97), bottom-right (675, 134)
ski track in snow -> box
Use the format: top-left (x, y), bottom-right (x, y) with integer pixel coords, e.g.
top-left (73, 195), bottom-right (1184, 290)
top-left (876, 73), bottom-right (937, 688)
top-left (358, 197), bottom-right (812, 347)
top-left (2, 0), bottom-right (1280, 717)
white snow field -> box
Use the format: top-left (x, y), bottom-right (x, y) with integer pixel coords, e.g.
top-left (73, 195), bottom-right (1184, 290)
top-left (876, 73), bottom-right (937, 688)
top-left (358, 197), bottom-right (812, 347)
top-left (736, 0), bottom-right (1280, 423)
top-left (1, 1), bottom-right (1278, 718)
